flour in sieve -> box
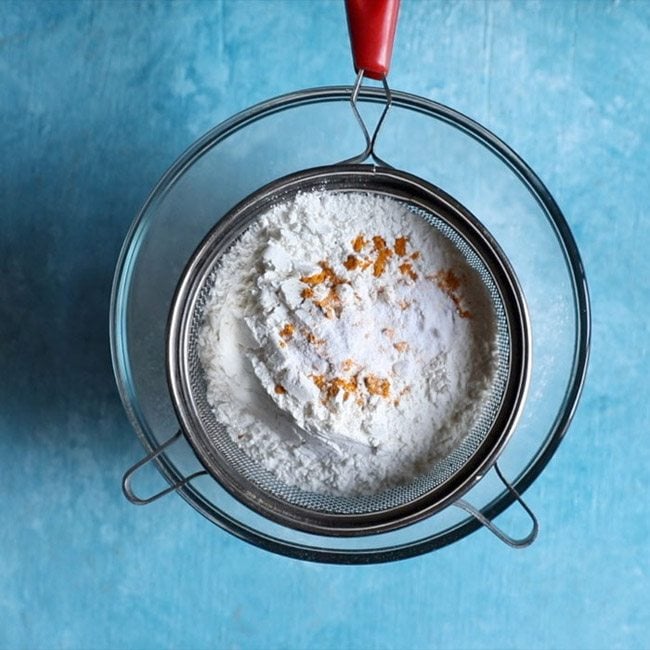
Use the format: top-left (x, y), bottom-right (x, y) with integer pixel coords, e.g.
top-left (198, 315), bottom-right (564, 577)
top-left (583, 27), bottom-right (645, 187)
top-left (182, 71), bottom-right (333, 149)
top-left (197, 191), bottom-right (498, 495)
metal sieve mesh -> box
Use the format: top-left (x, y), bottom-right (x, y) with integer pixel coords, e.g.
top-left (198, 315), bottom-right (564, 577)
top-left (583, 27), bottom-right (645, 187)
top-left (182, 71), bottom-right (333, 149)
top-left (167, 165), bottom-right (530, 536)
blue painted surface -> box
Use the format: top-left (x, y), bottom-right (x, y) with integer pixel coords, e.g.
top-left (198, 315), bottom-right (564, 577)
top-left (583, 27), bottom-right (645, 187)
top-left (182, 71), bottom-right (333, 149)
top-left (1, 1), bottom-right (648, 648)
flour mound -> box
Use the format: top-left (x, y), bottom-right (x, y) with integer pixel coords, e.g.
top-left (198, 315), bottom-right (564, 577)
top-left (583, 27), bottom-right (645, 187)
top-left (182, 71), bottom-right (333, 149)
top-left (197, 191), bottom-right (497, 496)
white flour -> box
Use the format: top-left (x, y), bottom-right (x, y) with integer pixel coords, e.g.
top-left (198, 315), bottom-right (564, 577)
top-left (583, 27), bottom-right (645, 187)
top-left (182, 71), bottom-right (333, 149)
top-left (198, 191), bottom-right (497, 496)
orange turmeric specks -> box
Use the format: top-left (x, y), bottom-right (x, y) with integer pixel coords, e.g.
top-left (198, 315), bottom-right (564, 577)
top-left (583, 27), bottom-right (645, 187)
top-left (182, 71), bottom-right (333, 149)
top-left (394, 236), bottom-right (408, 257)
top-left (341, 358), bottom-right (356, 372)
top-left (372, 235), bottom-right (387, 251)
top-left (435, 269), bottom-right (461, 292)
top-left (372, 236), bottom-right (392, 277)
top-left (303, 329), bottom-right (325, 346)
top-left (293, 231), bottom-right (446, 407)
top-left (311, 374), bottom-right (326, 391)
top-left (300, 261), bottom-right (341, 286)
top-left (373, 249), bottom-right (392, 277)
top-left (359, 258), bottom-right (373, 270)
top-left (312, 371), bottom-right (392, 403)
top-left (314, 291), bottom-right (342, 319)
top-left (434, 269), bottom-right (472, 319)
top-left (345, 233), bottom-right (419, 280)
top-left (343, 254), bottom-right (360, 271)
top-left (364, 374), bottom-right (391, 398)
top-left (300, 261), bottom-right (347, 319)
top-left (279, 323), bottom-right (295, 340)
top-left (311, 374), bottom-right (358, 402)
top-left (398, 262), bottom-right (418, 281)
top-left (352, 234), bottom-right (366, 252)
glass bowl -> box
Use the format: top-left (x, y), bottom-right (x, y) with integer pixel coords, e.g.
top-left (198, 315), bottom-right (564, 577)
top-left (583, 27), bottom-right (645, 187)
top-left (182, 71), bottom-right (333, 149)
top-left (110, 87), bottom-right (590, 563)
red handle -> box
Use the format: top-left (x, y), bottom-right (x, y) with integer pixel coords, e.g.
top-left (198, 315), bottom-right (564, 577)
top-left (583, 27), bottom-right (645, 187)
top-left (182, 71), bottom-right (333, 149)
top-left (345, 0), bottom-right (400, 80)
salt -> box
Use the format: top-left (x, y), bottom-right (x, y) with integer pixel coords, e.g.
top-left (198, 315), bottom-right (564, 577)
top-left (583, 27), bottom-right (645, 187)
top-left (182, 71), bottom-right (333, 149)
top-left (197, 191), bottom-right (498, 496)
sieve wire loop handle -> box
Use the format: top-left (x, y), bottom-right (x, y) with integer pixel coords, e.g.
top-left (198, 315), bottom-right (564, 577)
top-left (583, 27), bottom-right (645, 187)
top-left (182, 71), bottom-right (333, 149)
top-left (454, 462), bottom-right (539, 548)
top-left (339, 71), bottom-right (393, 167)
top-left (122, 430), bottom-right (207, 505)
top-left (340, 0), bottom-right (398, 167)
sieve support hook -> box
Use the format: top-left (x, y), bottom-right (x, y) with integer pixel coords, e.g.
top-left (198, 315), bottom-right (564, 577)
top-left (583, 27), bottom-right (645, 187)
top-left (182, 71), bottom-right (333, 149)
top-left (122, 430), bottom-right (207, 505)
top-left (454, 462), bottom-right (539, 548)
top-left (339, 69), bottom-right (393, 167)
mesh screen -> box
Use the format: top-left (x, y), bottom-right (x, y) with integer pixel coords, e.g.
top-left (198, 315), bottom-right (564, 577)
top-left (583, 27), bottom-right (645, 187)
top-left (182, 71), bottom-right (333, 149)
top-left (183, 198), bottom-right (511, 517)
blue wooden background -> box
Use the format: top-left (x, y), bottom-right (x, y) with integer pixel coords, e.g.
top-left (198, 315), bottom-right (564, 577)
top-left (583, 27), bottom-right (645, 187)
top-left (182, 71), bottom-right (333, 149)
top-left (1, 1), bottom-right (648, 648)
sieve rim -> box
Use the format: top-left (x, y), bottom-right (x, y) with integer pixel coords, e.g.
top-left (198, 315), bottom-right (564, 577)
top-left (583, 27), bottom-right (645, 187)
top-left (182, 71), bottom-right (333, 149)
top-left (167, 164), bottom-right (531, 536)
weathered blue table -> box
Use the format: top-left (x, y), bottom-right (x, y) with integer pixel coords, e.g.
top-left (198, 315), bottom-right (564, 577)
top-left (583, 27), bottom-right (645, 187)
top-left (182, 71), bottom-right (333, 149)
top-left (1, 2), bottom-right (648, 648)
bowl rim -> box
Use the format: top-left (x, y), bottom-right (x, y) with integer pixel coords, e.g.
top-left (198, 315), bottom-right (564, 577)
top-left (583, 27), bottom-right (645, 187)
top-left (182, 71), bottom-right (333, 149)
top-left (110, 85), bottom-right (591, 563)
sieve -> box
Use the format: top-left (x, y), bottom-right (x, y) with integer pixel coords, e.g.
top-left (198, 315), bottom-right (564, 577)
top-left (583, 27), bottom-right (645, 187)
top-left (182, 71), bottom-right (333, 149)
top-left (122, 0), bottom-right (538, 545)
